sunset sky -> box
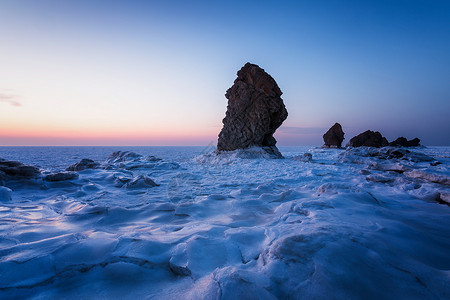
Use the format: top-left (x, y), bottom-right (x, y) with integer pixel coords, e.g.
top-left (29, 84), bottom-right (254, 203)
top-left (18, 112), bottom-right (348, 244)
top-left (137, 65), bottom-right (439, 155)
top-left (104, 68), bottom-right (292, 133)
top-left (1, 0), bottom-right (449, 146)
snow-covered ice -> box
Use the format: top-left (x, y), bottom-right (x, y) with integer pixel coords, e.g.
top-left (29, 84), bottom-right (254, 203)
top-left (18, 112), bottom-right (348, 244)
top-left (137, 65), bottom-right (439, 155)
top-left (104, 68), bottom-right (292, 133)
top-left (0, 146), bottom-right (449, 299)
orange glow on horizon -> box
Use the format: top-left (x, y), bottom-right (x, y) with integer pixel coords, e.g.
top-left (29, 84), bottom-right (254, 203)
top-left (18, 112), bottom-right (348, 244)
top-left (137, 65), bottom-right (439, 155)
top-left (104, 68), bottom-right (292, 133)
top-left (0, 124), bottom-right (220, 146)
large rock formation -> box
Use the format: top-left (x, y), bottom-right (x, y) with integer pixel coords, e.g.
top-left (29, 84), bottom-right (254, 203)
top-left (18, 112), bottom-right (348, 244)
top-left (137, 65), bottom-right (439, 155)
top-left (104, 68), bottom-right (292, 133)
top-left (347, 130), bottom-right (389, 148)
top-left (217, 63), bottom-right (288, 158)
top-left (323, 122), bottom-right (344, 148)
top-left (389, 137), bottom-right (420, 147)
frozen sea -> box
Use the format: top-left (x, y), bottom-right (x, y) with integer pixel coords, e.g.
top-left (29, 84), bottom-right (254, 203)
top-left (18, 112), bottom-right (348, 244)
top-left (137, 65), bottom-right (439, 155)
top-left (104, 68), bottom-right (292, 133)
top-left (0, 146), bottom-right (449, 299)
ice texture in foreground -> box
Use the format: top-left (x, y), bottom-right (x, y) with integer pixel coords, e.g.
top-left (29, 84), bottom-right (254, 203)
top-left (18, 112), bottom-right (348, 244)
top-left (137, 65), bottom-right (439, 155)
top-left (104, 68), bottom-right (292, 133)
top-left (0, 146), bottom-right (449, 299)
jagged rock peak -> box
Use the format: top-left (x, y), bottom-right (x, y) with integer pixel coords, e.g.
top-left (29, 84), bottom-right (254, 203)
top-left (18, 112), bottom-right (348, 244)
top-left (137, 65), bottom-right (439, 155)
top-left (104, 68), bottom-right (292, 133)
top-left (217, 63), bottom-right (288, 158)
top-left (323, 122), bottom-right (345, 148)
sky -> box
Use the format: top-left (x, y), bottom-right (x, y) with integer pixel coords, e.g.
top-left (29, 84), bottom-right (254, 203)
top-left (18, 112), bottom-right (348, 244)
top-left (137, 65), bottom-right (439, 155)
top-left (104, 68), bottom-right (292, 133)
top-left (0, 0), bottom-right (449, 146)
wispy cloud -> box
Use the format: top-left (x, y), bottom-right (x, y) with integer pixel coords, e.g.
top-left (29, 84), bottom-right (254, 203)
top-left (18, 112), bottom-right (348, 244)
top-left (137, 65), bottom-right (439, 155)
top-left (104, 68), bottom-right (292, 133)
top-left (0, 93), bottom-right (22, 107)
top-left (278, 126), bottom-right (326, 135)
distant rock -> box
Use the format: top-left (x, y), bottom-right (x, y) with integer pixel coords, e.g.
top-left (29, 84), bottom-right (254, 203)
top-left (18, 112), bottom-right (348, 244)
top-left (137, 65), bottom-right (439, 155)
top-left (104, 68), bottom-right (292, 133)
top-left (347, 130), bottom-right (389, 148)
top-left (66, 158), bottom-right (100, 171)
top-left (323, 123), bottom-right (344, 148)
top-left (389, 137), bottom-right (420, 147)
top-left (0, 158), bottom-right (41, 178)
top-left (44, 172), bottom-right (79, 182)
top-left (217, 62), bottom-right (288, 158)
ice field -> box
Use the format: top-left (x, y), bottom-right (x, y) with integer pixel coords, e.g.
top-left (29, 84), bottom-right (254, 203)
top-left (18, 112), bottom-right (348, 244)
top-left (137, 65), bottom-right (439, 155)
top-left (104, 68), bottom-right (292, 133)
top-left (0, 146), bottom-right (449, 299)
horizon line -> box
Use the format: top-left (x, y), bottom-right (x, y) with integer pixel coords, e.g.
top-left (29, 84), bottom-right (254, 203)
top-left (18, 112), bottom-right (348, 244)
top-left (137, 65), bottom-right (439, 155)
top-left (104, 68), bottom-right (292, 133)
top-left (0, 144), bottom-right (448, 147)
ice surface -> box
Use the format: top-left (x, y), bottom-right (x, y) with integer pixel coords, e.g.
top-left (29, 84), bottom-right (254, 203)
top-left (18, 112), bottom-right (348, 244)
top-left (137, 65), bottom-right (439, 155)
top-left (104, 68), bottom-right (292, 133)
top-left (0, 146), bottom-right (449, 299)
top-left (0, 186), bottom-right (12, 202)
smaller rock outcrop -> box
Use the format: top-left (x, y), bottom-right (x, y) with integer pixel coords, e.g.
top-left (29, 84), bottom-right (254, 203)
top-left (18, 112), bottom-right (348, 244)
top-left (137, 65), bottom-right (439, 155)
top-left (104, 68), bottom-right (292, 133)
top-left (44, 172), bottom-right (79, 182)
top-left (0, 158), bottom-right (41, 178)
top-left (66, 159), bottom-right (100, 171)
top-left (323, 123), bottom-right (344, 148)
top-left (389, 137), bottom-right (420, 147)
top-left (347, 130), bottom-right (389, 148)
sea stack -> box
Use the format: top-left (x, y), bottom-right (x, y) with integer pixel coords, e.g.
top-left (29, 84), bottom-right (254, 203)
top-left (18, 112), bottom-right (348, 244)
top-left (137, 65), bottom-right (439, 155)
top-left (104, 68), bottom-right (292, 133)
top-left (323, 122), bottom-right (344, 148)
top-left (217, 63), bottom-right (288, 158)
top-left (347, 130), bottom-right (389, 148)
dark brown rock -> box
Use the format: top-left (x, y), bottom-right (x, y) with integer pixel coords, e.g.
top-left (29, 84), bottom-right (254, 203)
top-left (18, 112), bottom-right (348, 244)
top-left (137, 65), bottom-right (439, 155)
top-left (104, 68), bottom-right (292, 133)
top-left (347, 130), bottom-right (389, 148)
top-left (0, 158), bottom-right (41, 178)
top-left (66, 158), bottom-right (100, 171)
top-left (323, 123), bottom-right (345, 148)
top-left (217, 63), bottom-right (288, 158)
top-left (389, 137), bottom-right (420, 147)
top-left (44, 172), bottom-right (79, 182)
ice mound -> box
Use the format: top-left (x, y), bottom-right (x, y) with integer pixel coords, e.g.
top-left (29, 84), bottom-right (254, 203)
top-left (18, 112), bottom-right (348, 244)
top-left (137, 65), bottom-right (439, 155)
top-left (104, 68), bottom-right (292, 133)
top-left (340, 146), bottom-right (435, 163)
top-left (437, 192), bottom-right (450, 204)
top-left (107, 151), bottom-right (144, 163)
top-left (0, 151), bottom-right (176, 207)
top-left (405, 169), bottom-right (450, 185)
top-left (0, 186), bottom-right (12, 201)
top-left (187, 267), bottom-right (276, 299)
top-left (292, 152), bottom-right (313, 162)
top-left (196, 146), bottom-right (284, 163)
top-left (124, 175), bottom-right (159, 189)
top-left (105, 151), bottom-right (179, 170)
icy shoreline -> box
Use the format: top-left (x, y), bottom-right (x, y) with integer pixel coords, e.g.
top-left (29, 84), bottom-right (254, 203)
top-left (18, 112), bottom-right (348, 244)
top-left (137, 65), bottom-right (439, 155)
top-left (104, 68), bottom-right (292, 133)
top-left (0, 146), bottom-right (449, 299)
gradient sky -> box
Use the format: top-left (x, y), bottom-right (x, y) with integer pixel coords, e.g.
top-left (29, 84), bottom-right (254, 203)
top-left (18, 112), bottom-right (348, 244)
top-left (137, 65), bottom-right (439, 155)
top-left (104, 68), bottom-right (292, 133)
top-left (0, 0), bottom-right (449, 146)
